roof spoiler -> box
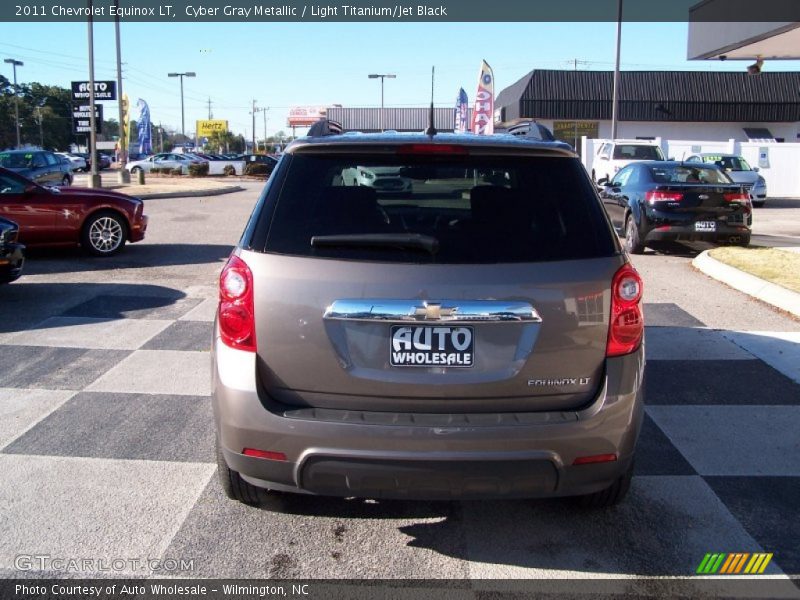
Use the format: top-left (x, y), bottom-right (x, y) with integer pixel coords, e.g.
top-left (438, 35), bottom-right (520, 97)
top-left (307, 119), bottom-right (343, 137)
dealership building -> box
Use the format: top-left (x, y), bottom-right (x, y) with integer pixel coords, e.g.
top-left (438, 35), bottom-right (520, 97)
top-left (493, 69), bottom-right (800, 151)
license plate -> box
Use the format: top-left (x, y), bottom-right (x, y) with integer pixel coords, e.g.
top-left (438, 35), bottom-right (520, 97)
top-left (390, 325), bottom-right (474, 368)
top-left (695, 221), bottom-right (716, 232)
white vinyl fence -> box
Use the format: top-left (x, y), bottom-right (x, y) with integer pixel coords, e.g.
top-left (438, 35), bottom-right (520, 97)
top-left (581, 137), bottom-right (800, 198)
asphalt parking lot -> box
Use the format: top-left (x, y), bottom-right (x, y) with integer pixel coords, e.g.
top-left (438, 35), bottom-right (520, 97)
top-left (1, 183), bottom-right (798, 592)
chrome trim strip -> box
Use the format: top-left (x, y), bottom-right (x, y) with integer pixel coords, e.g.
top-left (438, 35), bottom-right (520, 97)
top-left (323, 299), bottom-right (542, 323)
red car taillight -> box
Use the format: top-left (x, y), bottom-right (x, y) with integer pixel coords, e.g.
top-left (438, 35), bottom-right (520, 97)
top-left (723, 192), bottom-right (750, 204)
top-left (606, 263), bottom-right (644, 357)
top-left (646, 190), bottom-right (683, 205)
top-left (218, 255), bottom-right (256, 352)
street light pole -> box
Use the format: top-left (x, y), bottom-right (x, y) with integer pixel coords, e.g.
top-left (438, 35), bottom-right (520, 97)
top-left (4, 58), bottom-right (23, 148)
top-left (368, 73), bottom-right (396, 132)
top-left (168, 71), bottom-right (196, 137)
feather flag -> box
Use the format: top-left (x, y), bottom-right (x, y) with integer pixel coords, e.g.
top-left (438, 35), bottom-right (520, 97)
top-left (454, 88), bottom-right (468, 133)
top-left (470, 61), bottom-right (494, 135)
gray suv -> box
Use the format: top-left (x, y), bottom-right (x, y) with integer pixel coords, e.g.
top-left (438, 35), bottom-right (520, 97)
top-left (213, 126), bottom-right (645, 508)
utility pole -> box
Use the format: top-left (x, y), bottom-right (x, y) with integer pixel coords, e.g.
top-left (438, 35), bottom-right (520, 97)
top-left (207, 97), bottom-right (213, 119)
top-left (35, 107), bottom-right (43, 147)
top-left (610, 0), bottom-right (623, 140)
top-left (87, 0), bottom-right (101, 188)
top-left (114, 0), bottom-right (129, 182)
top-left (4, 58), bottom-right (24, 149)
top-left (253, 106), bottom-right (269, 152)
top-left (570, 59), bottom-right (589, 152)
top-left (251, 99), bottom-right (257, 152)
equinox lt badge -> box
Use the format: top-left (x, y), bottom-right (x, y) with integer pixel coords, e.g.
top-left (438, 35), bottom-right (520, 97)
top-left (528, 377), bottom-right (591, 387)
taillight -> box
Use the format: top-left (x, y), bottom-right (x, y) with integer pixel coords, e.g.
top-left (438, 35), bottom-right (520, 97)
top-left (723, 192), bottom-right (749, 204)
top-left (397, 144), bottom-right (468, 156)
top-left (646, 190), bottom-right (683, 204)
top-left (607, 263), bottom-right (644, 357)
top-left (218, 255), bottom-right (256, 352)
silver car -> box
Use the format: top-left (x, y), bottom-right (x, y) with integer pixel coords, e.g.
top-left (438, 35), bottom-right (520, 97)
top-left (686, 153), bottom-right (767, 207)
top-left (125, 152), bottom-right (204, 175)
top-left (213, 128), bottom-right (645, 507)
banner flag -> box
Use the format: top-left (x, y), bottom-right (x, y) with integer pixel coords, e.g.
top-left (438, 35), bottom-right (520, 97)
top-left (470, 60), bottom-right (494, 135)
top-left (136, 98), bottom-right (152, 155)
top-left (454, 88), bottom-right (468, 133)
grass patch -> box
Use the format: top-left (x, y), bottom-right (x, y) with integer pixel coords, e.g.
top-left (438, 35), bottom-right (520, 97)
top-left (709, 247), bottom-right (800, 294)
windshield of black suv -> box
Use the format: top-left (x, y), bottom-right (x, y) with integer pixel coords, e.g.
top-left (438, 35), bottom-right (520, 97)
top-left (0, 153), bottom-right (32, 169)
top-left (261, 152), bottom-right (616, 264)
top-left (612, 145), bottom-right (664, 160)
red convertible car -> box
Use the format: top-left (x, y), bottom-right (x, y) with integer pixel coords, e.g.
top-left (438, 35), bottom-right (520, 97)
top-left (0, 167), bottom-right (148, 256)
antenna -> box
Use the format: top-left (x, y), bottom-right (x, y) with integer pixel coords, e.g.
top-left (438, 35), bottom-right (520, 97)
top-left (425, 66), bottom-right (437, 137)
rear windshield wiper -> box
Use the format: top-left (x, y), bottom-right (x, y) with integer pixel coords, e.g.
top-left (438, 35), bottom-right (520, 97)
top-left (310, 233), bottom-right (439, 256)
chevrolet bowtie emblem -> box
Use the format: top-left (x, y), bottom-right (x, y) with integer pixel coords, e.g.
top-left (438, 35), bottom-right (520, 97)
top-left (413, 303), bottom-right (455, 321)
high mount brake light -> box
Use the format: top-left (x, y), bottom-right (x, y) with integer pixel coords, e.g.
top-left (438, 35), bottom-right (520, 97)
top-left (607, 263), bottom-right (644, 357)
top-left (218, 255), bottom-right (256, 352)
top-left (646, 190), bottom-right (683, 204)
top-left (396, 144), bottom-right (468, 156)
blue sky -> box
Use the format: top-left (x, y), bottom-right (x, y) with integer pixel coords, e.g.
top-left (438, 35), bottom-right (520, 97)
top-left (3, 21), bottom-right (799, 138)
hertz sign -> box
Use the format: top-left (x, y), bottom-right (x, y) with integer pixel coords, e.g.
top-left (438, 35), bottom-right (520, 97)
top-left (196, 120), bottom-right (228, 137)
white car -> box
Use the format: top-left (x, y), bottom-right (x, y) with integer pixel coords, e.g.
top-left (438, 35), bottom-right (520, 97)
top-left (126, 153), bottom-right (205, 175)
top-left (593, 140), bottom-right (665, 184)
top-left (55, 152), bottom-right (87, 172)
top-left (342, 166), bottom-right (413, 193)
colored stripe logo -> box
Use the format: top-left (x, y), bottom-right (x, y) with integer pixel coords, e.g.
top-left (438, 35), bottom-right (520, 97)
top-left (696, 553), bottom-right (773, 574)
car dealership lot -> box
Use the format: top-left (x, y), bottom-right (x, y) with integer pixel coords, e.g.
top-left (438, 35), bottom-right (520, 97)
top-left (0, 184), bottom-right (798, 587)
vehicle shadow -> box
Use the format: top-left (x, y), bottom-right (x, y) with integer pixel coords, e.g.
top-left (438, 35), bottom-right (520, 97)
top-left (0, 281), bottom-right (188, 335)
top-left (757, 197), bottom-right (800, 209)
top-left (21, 243), bottom-right (233, 276)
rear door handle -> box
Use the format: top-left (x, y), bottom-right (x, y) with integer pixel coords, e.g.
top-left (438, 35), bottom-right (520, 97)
top-left (324, 299), bottom-right (542, 323)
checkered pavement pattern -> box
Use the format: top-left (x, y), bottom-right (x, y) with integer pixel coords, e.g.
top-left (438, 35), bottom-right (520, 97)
top-left (0, 291), bottom-right (798, 582)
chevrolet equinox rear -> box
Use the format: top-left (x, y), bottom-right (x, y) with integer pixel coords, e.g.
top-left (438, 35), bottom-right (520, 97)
top-left (212, 129), bottom-right (645, 508)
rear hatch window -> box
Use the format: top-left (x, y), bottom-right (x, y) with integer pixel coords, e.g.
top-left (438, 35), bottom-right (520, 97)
top-left (262, 153), bottom-right (616, 263)
top-left (612, 145), bottom-right (664, 160)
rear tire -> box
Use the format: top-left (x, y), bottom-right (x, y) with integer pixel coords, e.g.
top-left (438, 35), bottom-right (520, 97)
top-left (61, 175), bottom-right (71, 187)
top-left (575, 460), bottom-right (634, 508)
top-left (216, 437), bottom-right (265, 505)
top-left (624, 215), bottom-right (645, 255)
top-left (752, 200), bottom-right (765, 208)
top-left (736, 233), bottom-right (751, 247)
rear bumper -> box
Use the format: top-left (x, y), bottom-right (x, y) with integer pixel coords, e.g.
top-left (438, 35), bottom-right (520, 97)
top-left (644, 223), bottom-right (750, 244)
top-left (212, 332), bottom-right (645, 500)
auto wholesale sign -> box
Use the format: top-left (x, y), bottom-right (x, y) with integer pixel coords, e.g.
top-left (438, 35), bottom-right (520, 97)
top-left (287, 106), bottom-right (327, 127)
top-left (71, 80), bottom-right (117, 101)
top-left (72, 104), bottom-right (103, 134)
top-left (196, 120), bottom-right (229, 137)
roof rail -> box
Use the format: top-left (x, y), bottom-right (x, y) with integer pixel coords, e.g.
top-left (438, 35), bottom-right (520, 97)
top-left (307, 118), bottom-right (343, 137)
top-left (506, 120), bottom-right (556, 142)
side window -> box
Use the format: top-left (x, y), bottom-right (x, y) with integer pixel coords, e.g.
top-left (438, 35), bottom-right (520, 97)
top-left (31, 153), bottom-right (47, 168)
top-left (612, 167), bottom-right (632, 187)
top-left (44, 153), bottom-right (59, 166)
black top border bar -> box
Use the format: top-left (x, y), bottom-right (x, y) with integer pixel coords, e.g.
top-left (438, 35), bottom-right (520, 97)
top-left (3, 0), bottom-right (800, 22)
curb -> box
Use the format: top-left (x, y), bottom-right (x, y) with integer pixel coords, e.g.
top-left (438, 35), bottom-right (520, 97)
top-left (692, 250), bottom-right (800, 318)
top-left (135, 185), bottom-right (244, 200)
